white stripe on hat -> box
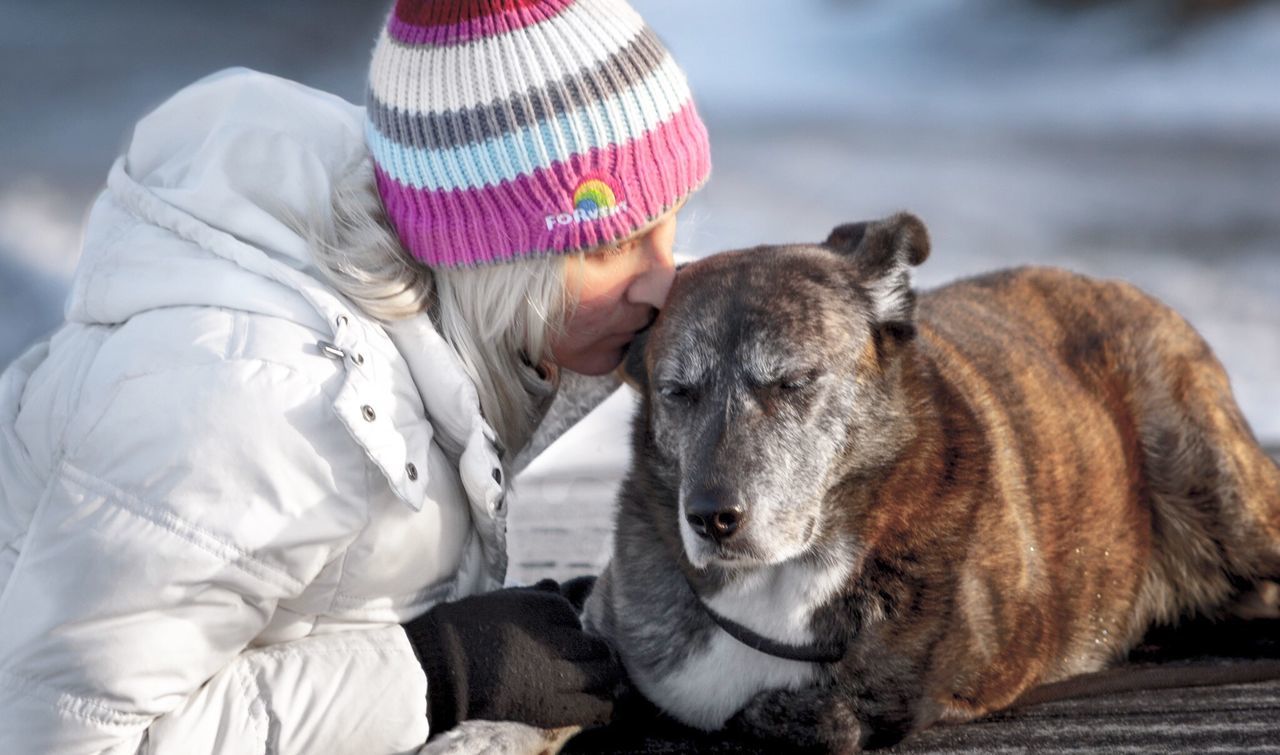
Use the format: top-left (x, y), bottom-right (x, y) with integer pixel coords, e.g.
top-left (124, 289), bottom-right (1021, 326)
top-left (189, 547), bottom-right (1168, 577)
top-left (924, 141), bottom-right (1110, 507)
top-left (368, 0), bottom-right (647, 116)
top-left (367, 54), bottom-right (694, 192)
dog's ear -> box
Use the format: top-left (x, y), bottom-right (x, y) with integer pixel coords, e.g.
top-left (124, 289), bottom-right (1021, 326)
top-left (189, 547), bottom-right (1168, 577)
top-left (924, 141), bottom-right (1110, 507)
top-left (825, 212), bottom-right (930, 341)
top-left (617, 325), bottom-right (651, 392)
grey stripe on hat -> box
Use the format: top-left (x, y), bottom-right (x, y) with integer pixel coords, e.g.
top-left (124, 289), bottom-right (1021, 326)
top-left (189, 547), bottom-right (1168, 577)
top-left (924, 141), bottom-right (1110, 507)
top-left (368, 25), bottom-right (670, 152)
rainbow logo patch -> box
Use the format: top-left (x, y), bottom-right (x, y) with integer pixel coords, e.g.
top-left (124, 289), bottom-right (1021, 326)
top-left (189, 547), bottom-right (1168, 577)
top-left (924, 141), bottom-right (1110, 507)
top-left (573, 179), bottom-right (618, 212)
top-left (544, 177), bottom-right (628, 231)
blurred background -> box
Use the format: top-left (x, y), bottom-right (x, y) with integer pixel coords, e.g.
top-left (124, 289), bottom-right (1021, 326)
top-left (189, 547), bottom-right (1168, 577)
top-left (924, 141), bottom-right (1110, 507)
top-left (2, 0), bottom-right (1277, 580)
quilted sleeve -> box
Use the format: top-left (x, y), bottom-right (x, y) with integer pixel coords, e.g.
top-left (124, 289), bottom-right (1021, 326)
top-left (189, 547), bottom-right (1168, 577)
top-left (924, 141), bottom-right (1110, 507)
top-left (0, 359), bottom-right (429, 753)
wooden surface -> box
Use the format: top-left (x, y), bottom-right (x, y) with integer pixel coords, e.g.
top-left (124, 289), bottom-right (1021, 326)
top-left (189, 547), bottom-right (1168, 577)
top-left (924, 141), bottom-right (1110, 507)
top-left (564, 618), bottom-right (1280, 753)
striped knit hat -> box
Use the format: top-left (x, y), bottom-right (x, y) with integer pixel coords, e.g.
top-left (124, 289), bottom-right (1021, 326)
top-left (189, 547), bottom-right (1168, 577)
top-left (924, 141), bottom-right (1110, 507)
top-left (366, 0), bottom-right (712, 268)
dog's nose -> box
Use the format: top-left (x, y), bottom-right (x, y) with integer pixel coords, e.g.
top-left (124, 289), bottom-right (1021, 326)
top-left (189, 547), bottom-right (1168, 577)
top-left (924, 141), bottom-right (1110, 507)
top-left (685, 494), bottom-right (746, 542)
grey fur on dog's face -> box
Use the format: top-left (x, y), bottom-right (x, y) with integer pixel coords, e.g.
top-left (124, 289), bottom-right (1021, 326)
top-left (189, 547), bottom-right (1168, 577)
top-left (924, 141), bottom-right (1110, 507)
top-left (631, 219), bottom-right (925, 570)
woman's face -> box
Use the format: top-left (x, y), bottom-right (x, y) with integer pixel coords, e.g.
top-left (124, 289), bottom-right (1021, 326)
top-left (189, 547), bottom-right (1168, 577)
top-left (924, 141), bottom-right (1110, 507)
top-left (550, 211), bottom-right (679, 375)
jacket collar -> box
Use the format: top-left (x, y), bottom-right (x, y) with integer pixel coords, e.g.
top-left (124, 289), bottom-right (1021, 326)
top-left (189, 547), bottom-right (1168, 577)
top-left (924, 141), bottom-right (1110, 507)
top-left (383, 314), bottom-right (498, 459)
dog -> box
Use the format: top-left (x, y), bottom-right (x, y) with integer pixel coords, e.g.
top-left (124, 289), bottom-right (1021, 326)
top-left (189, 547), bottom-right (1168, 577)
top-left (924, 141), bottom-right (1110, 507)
top-left (583, 212), bottom-right (1280, 752)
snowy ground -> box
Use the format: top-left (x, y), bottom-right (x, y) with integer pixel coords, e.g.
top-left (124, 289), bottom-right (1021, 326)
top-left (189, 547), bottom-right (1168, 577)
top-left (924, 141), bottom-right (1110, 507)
top-left (1, 0), bottom-right (1276, 583)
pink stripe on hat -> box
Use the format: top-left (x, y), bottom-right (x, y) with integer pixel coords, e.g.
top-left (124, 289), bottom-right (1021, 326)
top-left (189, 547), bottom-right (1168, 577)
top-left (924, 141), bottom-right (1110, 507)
top-left (387, 0), bottom-right (574, 45)
top-left (374, 101), bottom-right (711, 268)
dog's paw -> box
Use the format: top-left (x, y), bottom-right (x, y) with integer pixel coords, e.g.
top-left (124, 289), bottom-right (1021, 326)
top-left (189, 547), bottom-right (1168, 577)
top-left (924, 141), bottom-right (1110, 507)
top-left (727, 688), bottom-right (864, 753)
top-left (727, 688), bottom-right (815, 745)
top-left (1229, 580), bottom-right (1280, 620)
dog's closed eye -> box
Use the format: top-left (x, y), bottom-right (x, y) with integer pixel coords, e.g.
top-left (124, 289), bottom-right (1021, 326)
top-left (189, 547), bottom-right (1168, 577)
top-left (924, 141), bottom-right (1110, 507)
top-left (776, 371), bottom-right (819, 391)
top-left (748, 370), bottom-right (820, 393)
top-left (658, 381), bottom-right (700, 403)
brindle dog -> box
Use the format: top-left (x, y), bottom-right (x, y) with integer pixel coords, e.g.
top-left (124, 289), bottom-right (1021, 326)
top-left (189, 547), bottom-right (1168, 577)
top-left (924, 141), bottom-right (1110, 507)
top-left (583, 213), bottom-right (1280, 752)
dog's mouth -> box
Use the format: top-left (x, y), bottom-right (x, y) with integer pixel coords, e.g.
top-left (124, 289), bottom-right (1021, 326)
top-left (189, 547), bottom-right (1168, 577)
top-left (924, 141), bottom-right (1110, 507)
top-left (684, 536), bottom-right (771, 571)
top-left (684, 510), bottom-right (824, 571)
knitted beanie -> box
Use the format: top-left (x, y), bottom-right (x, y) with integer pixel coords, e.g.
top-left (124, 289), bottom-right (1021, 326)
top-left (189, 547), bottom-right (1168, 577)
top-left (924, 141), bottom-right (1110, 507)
top-left (365, 0), bottom-right (712, 268)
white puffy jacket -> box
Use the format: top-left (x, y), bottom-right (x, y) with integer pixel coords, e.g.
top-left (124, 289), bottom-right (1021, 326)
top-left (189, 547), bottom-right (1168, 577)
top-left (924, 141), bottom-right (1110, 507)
top-left (0, 69), bottom-right (516, 753)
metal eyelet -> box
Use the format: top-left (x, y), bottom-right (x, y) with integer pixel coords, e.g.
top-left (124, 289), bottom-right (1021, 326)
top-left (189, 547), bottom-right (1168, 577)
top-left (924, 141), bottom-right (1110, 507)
top-left (352, 352), bottom-right (365, 365)
top-left (405, 462), bottom-right (418, 481)
top-left (336, 314), bottom-right (349, 328)
top-left (317, 341), bottom-right (345, 360)
top-left (361, 405), bottom-right (376, 422)
top-left (491, 468), bottom-right (502, 485)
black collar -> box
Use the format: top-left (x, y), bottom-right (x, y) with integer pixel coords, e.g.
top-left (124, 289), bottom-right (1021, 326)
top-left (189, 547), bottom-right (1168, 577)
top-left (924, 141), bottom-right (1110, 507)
top-left (689, 581), bottom-right (847, 664)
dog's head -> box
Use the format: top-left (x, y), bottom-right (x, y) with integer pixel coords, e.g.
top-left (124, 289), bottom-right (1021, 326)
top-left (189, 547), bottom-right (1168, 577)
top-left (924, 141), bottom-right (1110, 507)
top-left (623, 213), bottom-right (930, 570)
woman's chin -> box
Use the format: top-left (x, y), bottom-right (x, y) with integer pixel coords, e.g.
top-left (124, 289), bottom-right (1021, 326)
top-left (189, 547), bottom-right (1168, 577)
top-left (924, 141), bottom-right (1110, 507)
top-left (554, 348), bottom-right (625, 377)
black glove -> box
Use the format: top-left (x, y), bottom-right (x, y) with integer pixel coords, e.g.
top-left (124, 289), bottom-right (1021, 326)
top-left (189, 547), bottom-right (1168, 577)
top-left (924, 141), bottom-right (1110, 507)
top-left (558, 575), bottom-right (597, 613)
top-left (403, 580), bottom-right (620, 733)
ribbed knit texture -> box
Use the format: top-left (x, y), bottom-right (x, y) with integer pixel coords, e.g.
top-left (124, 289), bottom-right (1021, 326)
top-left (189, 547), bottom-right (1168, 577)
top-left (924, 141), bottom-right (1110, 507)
top-left (366, 0), bottom-right (712, 268)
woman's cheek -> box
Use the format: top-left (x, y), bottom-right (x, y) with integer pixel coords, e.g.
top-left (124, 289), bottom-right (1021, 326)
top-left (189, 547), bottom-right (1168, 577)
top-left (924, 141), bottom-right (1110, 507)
top-left (569, 298), bottom-right (615, 340)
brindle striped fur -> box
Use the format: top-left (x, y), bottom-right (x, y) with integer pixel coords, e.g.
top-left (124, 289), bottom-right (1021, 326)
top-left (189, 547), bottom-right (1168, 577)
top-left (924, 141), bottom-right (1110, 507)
top-left (587, 213), bottom-right (1280, 752)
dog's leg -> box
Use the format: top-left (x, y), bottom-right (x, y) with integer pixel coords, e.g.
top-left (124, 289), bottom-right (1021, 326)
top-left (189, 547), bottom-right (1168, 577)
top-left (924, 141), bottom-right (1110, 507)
top-left (1126, 311), bottom-right (1280, 623)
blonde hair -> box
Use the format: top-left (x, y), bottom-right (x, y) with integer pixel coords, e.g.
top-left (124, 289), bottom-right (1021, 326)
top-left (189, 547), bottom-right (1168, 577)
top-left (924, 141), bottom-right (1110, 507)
top-left (301, 159), bottom-right (571, 457)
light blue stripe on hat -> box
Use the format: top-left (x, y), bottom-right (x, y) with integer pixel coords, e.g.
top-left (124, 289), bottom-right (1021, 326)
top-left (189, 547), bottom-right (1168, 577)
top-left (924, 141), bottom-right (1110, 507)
top-left (366, 58), bottom-right (687, 192)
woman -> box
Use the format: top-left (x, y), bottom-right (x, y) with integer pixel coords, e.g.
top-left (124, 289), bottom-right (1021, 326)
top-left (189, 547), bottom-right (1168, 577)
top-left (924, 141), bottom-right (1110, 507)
top-left (0, 0), bottom-right (711, 751)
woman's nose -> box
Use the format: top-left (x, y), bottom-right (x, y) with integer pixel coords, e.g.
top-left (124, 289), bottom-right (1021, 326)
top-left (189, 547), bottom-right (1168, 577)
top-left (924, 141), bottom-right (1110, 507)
top-left (626, 240), bottom-right (676, 309)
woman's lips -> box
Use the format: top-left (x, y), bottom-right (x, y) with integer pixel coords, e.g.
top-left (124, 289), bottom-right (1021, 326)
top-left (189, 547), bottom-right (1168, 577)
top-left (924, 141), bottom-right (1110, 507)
top-left (614, 320), bottom-right (655, 343)
top-left (600, 312), bottom-right (657, 347)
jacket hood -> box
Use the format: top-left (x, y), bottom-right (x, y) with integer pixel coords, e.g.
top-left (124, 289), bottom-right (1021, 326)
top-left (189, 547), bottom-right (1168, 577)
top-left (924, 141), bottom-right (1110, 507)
top-left (67, 67), bottom-right (368, 330)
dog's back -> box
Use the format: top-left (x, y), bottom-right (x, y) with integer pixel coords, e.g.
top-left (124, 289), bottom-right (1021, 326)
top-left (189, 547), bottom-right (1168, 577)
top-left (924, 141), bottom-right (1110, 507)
top-left (895, 266), bottom-right (1280, 713)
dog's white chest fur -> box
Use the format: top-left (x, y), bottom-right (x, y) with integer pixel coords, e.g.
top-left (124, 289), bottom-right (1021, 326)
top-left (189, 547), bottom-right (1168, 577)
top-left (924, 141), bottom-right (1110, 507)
top-left (636, 552), bottom-right (853, 730)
